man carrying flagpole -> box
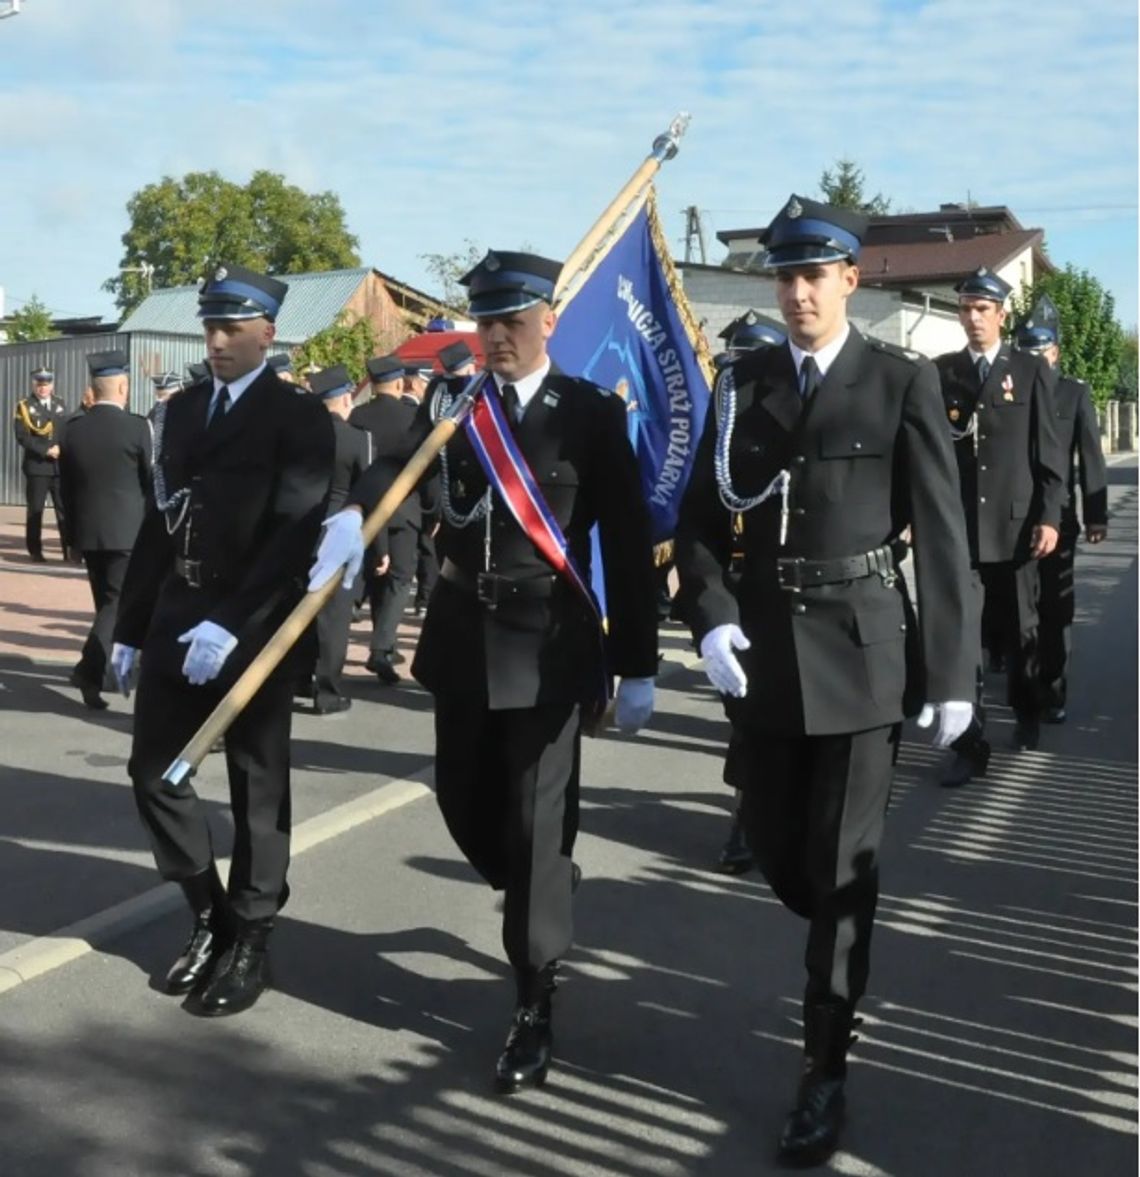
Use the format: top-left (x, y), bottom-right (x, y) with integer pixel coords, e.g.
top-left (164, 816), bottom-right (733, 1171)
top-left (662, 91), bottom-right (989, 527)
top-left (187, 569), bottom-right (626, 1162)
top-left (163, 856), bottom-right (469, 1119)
top-left (309, 249), bottom-right (658, 1094)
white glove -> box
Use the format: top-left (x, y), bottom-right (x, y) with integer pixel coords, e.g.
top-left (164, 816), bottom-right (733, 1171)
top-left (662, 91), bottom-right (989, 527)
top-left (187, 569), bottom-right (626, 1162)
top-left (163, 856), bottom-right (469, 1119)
top-left (110, 642), bottom-right (139, 697)
top-left (614, 677), bottom-right (655, 733)
top-left (309, 508), bottom-right (365, 591)
top-left (699, 624), bottom-right (751, 698)
top-left (917, 701), bottom-right (974, 748)
top-left (177, 621), bottom-right (238, 686)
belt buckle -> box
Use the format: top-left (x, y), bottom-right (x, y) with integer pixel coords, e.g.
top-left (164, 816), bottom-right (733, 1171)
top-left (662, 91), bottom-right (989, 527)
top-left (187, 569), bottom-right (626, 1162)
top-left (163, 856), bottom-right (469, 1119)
top-left (476, 571), bottom-right (500, 610)
top-left (183, 558), bottom-right (202, 589)
top-left (777, 559), bottom-right (803, 592)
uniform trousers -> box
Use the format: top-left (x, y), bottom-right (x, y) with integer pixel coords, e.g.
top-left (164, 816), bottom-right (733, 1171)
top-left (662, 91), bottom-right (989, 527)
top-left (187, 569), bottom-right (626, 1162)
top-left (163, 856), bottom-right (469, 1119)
top-left (368, 523), bottom-right (418, 658)
top-left (975, 561), bottom-right (1041, 722)
top-left (75, 549), bottom-right (130, 689)
top-left (1037, 522), bottom-right (1078, 709)
top-left (415, 528), bottom-right (439, 608)
top-left (25, 473), bottom-right (65, 557)
top-left (736, 724), bottom-right (899, 1008)
top-left (433, 694), bottom-right (580, 972)
top-left (314, 572), bottom-right (360, 702)
top-left (128, 658), bottom-right (294, 921)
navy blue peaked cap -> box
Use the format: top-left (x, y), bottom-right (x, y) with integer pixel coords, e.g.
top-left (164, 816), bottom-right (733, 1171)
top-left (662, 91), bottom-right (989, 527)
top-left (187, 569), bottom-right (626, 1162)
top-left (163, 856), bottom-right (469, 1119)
top-left (460, 250), bottom-right (562, 317)
top-left (87, 350), bottom-right (129, 377)
top-left (309, 364), bottom-right (356, 400)
top-left (955, 266), bottom-right (1012, 304)
top-left (761, 195), bottom-right (867, 268)
top-left (1014, 294), bottom-right (1060, 350)
top-left (366, 355), bottom-right (405, 384)
top-left (437, 340), bottom-right (475, 373)
top-left (197, 262), bottom-right (287, 321)
top-left (719, 309), bottom-right (787, 350)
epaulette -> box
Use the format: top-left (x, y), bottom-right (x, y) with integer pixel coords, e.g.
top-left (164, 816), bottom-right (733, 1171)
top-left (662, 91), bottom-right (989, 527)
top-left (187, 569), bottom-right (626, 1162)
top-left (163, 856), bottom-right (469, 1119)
top-left (868, 337), bottom-right (923, 365)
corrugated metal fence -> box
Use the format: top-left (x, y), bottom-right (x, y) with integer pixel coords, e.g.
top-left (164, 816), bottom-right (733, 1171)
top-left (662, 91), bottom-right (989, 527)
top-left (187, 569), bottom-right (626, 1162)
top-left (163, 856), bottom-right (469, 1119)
top-left (1, 332), bottom-right (289, 504)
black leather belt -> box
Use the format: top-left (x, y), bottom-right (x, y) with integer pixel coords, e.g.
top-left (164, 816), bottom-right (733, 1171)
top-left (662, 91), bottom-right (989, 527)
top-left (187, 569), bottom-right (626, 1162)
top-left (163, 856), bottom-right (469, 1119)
top-left (174, 556), bottom-right (219, 589)
top-left (776, 544), bottom-right (900, 591)
top-left (440, 558), bottom-right (559, 608)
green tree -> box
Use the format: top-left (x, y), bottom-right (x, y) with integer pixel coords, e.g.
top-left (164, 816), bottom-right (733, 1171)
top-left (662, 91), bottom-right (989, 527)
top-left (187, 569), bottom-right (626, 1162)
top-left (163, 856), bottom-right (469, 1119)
top-left (5, 295), bottom-right (59, 342)
top-left (1117, 329), bottom-right (1138, 401)
top-left (1009, 265), bottom-right (1125, 408)
top-left (104, 170), bottom-right (361, 315)
top-left (818, 158), bottom-right (891, 215)
top-left (292, 310), bottom-right (401, 386)
top-left (419, 239), bottom-right (486, 313)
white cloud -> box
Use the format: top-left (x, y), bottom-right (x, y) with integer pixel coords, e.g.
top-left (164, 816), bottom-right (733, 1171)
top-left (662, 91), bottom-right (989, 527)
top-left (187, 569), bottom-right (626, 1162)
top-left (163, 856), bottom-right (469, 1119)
top-left (0, 0), bottom-right (1134, 324)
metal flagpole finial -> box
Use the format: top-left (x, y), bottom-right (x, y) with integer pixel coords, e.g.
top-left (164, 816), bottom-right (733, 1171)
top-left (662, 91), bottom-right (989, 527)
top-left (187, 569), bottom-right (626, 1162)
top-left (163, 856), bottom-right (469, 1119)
top-left (652, 112), bottom-right (691, 163)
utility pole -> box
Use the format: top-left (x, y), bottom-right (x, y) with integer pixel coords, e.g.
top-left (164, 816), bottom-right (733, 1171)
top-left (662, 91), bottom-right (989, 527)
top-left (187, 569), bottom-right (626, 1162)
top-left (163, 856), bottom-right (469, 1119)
top-left (682, 205), bottom-right (708, 265)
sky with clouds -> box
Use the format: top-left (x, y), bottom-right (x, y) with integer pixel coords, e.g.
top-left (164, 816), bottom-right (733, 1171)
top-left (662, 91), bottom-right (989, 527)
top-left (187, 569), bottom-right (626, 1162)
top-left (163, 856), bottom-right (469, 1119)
top-left (1, 0), bottom-right (1136, 329)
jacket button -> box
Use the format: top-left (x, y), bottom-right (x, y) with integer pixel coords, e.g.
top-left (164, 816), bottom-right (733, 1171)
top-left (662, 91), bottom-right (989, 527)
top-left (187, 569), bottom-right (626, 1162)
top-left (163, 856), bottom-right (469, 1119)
top-left (793, 507), bottom-right (806, 516)
top-left (980, 496), bottom-right (987, 503)
top-left (852, 441), bottom-right (862, 451)
top-left (793, 455), bottom-right (805, 465)
top-left (792, 603), bottom-right (806, 615)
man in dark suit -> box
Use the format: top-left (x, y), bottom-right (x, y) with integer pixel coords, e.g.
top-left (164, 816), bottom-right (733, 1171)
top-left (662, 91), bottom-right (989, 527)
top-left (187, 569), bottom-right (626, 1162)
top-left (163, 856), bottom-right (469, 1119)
top-left (676, 197), bottom-right (976, 1166)
top-left (58, 350), bottom-right (152, 710)
top-left (110, 263), bottom-right (334, 1017)
top-left (349, 354), bottom-right (422, 684)
top-left (935, 268), bottom-right (1066, 784)
top-left (1013, 296), bottom-right (1108, 723)
top-left (311, 250), bottom-right (658, 1094)
top-left (12, 365), bottom-right (70, 561)
top-left (147, 371), bottom-right (184, 422)
top-left (304, 364), bottom-right (372, 714)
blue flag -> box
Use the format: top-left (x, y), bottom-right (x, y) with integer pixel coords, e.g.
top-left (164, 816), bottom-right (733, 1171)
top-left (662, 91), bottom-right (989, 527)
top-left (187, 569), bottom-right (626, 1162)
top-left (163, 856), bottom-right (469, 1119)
top-left (549, 193), bottom-right (712, 546)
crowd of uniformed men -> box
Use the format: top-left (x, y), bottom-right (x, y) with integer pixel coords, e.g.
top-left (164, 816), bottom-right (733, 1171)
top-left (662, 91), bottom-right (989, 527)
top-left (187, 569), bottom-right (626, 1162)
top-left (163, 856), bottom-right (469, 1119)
top-left (9, 198), bottom-right (1108, 1167)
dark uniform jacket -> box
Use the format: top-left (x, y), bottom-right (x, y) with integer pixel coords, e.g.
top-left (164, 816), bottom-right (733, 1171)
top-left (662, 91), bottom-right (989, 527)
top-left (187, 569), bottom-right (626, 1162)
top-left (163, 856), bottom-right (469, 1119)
top-left (348, 369), bottom-right (659, 710)
top-left (114, 367), bottom-right (334, 682)
top-left (58, 403), bottom-right (152, 552)
top-left (935, 344), bottom-right (1066, 564)
top-left (328, 417), bottom-right (372, 514)
top-left (13, 394), bottom-right (68, 475)
top-left (349, 395), bottom-right (422, 529)
top-left (1052, 375), bottom-right (1108, 532)
top-left (676, 329), bottom-right (975, 736)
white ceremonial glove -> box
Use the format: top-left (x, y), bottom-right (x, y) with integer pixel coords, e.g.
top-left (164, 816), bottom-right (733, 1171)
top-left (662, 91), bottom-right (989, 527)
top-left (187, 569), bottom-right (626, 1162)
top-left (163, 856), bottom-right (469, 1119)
top-left (917, 701), bottom-right (974, 748)
top-left (177, 621), bottom-right (238, 686)
top-left (614, 677), bottom-right (655, 733)
top-left (699, 624), bottom-right (751, 698)
top-left (309, 508), bottom-right (365, 591)
top-left (110, 642), bottom-right (139, 697)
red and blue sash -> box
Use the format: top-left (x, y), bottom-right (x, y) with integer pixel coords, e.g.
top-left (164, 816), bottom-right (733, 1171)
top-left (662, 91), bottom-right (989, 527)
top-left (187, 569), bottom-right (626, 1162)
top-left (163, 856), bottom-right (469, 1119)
top-left (463, 376), bottom-right (610, 709)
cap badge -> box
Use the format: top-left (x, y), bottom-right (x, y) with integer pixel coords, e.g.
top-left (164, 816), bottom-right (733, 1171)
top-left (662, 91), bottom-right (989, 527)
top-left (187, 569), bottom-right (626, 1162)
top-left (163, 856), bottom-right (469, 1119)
top-left (214, 266), bottom-right (228, 282)
top-left (484, 252), bottom-right (500, 272)
top-left (786, 198), bottom-right (803, 219)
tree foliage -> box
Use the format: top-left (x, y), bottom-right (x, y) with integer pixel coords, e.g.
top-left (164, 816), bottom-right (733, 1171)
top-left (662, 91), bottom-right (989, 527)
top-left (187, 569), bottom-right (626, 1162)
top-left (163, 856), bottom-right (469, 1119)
top-left (1009, 264), bottom-right (1125, 408)
top-left (818, 158), bottom-right (891, 215)
top-left (5, 295), bottom-right (59, 342)
top-left (291, 311), bottom-right (401, 386)
top-left (419, 239), bottom-right (486, 313)
top-left (104, 170), bottom-right (361, 315)
top-left (1117, 329), bottom-right (1138, 401)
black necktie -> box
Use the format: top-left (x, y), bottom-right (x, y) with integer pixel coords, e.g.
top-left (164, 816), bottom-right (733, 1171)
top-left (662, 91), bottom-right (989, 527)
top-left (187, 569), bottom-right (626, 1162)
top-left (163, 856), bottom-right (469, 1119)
top-left (501, 382), bottom-right (521, 425)
top-left (976, 356), bottom-right (991, 385)
top-left (799, 356), bottom-right (821, 401)
top-left (207, 385), bottom-right (230, 429)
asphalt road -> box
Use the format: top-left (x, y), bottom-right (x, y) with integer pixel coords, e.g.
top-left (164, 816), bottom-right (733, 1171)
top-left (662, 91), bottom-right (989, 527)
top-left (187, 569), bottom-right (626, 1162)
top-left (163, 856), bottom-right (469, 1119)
top-left (0, 462), bottom-right (1135, 1176)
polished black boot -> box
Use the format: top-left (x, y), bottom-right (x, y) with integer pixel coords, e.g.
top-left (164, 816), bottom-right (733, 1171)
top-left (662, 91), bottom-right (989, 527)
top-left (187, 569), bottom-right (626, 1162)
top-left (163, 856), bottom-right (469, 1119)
top-left (196, 917), bottom-right (273, 1016)
top-left (164, 863), bottom-right (232, 995)
top-left (494, 964), bottom-right (558, 1093)
top-left (777, 1001), bottom-right (859, 1168)
top-left (717, 808), bottom-right (754, 875)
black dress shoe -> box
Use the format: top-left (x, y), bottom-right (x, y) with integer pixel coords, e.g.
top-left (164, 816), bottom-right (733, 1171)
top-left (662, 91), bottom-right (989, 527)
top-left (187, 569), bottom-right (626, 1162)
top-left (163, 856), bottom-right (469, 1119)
top-left (717, 811), bottom-right (754, 875)
top-left (196, 919), bottom-right (273, 1016)
top-left (1014, 718), bottom-right (1040, 751)
top-left (314, 693), bottom-right (352, 715)
top-left (30, 552), bottom-right (47, 564)
top-left (777, 1074), bottom-right (846, 1168)
top-left (495, 1004), bottom-right (553, 1093)
top-left (365, 653), bottom-right (400, 685)
top-left (70, 669), bottom-right (108, 711)
top-left (294, 676), bottom-right (316, 700)
top-left (1042, 705), bottom-right (1066, 725)
top-left (165, 865), bottom-right (233, 995)
top-left (987, 651), bottom-right (1006, 674)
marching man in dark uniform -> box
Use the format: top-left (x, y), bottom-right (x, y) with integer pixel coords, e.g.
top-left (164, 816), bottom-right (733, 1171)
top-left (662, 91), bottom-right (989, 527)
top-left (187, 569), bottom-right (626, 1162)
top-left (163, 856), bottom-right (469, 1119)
top-left (267, 352), bottom-right (298, 385)
top-left (934, 268), bottom-right (1065, 785)
top-left (148, 371), bottom-right (184, 421)
top-left (304, 364), bottom-right (372, 714)
top-left (1013, 295), bottom-right (1108, 723)
top-left (110, 263), bottom-right (334, 1017)
top-left (676, 197), bottom-right (976, 1167)
top-left (350, 354), bottom-right (422, 683)
top-left (12, 365), bottom-right (70, 561)
top-left (59, 350), bottom-right (152, 710)
top-left (311, 250), bottom-right (658, 1094)
top-left (710, 309), bottom-right (788, 877)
